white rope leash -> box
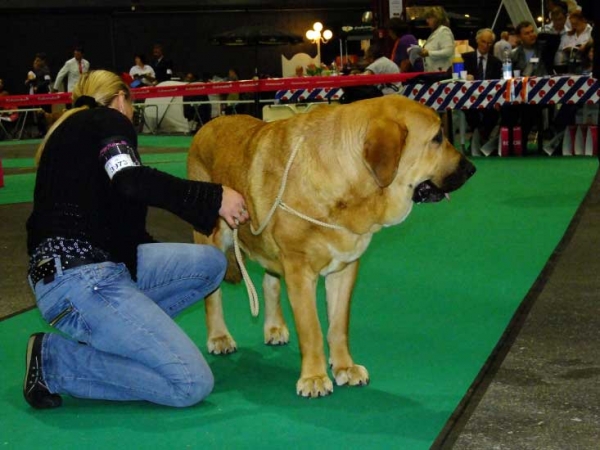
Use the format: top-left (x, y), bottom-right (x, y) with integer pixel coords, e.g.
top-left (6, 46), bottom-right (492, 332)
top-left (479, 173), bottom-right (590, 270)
top-left (233, 137), bottom-right (347, 317)
top-left (248, 138), bottom-right (304, 236)
top-left (233, 229), bottom-right (259, 317)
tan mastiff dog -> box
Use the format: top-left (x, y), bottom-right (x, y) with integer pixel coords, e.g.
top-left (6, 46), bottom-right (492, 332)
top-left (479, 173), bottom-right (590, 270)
top-left (188, 95), bottom-right (475, 398)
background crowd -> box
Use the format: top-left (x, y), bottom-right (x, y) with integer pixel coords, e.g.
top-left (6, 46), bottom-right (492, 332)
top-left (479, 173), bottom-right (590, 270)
top-left (0, 0), bottom-right (596, 154)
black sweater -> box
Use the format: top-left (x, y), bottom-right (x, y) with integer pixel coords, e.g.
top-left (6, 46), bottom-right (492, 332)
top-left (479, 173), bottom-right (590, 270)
top-left (26, 107), bottom-right (222, 275)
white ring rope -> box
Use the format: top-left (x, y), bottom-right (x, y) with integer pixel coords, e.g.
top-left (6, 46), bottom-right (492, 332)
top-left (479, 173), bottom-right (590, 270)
top-left (233, 136), bottom-right (347, 317)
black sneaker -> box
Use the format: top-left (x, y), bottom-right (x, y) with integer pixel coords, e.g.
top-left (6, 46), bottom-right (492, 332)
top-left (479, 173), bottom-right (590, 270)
top-left (24, 333), bottom-right (62, 409)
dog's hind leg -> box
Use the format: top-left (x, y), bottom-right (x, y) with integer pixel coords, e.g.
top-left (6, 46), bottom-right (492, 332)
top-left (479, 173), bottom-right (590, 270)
top-left (204, 288), bottom-right (238, 354)
top-left (263, 272), bottom-right (289, 345)
top-left (325, 260), bottom-right (370, 387)
top-left (194, 226), bottom-right (238, 355)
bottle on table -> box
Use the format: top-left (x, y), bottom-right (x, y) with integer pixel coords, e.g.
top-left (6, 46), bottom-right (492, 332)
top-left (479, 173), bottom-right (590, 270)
top-left (452, 54), bottom-right (465, 79)
top-left (502, 49), bottom-right (513, 80)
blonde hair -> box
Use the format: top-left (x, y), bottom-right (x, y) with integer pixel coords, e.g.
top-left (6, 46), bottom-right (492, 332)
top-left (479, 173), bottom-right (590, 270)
top-left (565, 0), bottom-right (581, 14)
top-left (424, 7), bottom-right (450, 28)
top-left (36, 70), bottom-right (131, 164)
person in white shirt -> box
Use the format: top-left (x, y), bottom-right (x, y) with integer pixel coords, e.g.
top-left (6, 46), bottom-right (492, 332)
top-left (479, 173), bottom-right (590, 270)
top-left (559, 10), bottom-right (593, 52)
top-left (129, 54), bottom-right (156, 86)
top-left (493, 31), bottom-right (512, 60)
top-left (559, 10), bottom-right (593, 73)
top-left (363, 44), bottom-right (401, 95)
top-left (53, 46), bottom-right (90, 93)
top-left (421, 7), bottom-right (455, 72)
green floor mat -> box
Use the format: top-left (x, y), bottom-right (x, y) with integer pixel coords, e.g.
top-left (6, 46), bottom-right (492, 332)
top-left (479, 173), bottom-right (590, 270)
top-left (0, 158), bottom-right (597, 449)
top-left (138, 135), bottom-right (193, 148)
top-left (0, 153), bottom-right (188, 205)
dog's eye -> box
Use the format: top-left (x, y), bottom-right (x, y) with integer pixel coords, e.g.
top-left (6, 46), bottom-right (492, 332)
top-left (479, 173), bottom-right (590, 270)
top-left (432, 128), bottom-right (443, 145)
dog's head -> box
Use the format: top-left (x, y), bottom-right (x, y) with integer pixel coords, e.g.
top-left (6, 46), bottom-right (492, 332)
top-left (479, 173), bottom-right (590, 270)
top-left (360, 96), bottom-right (475, 205)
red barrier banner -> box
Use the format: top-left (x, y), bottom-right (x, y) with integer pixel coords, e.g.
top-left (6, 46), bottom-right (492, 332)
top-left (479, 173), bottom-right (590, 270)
top-left (0, 92), bottom-right (72, 108)
top-left (0, 72), bottom-right (429, 108)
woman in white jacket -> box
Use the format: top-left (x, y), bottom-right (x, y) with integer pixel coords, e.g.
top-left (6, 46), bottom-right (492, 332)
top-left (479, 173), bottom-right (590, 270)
top-left (421, 8), bottom-right (455, 72)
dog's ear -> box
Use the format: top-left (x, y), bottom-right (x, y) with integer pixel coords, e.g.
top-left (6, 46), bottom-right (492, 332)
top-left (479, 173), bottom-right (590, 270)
top-left (362, 119), bottom-right (407, 188)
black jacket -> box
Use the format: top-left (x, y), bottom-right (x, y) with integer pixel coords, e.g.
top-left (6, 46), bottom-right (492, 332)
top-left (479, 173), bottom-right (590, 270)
top-left (27, 107), bottom-right (222, 276)
top-left (151, 57), bottom-right (174, 83)
top-left (462, 51), bottom-right (502, 80)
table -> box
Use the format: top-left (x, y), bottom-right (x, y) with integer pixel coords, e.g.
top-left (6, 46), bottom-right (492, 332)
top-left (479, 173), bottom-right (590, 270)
top-left (402, 75), bottom-right (600, 111)
top-left (275, 88), bottom-right (344, 103)
top-left (401, 75), bottom-right (600, 153)
top-left (0, 108), bottom-right (43, 140)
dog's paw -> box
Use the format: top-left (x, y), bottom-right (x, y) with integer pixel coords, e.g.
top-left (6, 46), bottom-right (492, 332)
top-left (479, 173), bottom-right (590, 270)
top-left (333, 364), bottom-right (370, 387)
top-left (207, 335), bottom-right (238, 355)
top-left (296, 375), bottom-right (334, 398)
top-left (264, 325), bottom-right (290, 346)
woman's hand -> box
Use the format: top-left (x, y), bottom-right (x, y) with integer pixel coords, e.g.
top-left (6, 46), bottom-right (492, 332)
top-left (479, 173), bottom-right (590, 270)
top-left (219, 185), bottom-right (250, 229)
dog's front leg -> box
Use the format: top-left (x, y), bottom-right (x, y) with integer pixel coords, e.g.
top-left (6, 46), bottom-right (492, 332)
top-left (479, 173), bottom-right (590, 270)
top-left (325, 260), bottom-right (370, 387)
top-left (283, 260), bottom-right (333, 398)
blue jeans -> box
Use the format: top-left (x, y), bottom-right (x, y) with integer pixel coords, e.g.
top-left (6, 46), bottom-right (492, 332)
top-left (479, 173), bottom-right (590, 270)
top-left (30, 243), bottom-right (226, 407)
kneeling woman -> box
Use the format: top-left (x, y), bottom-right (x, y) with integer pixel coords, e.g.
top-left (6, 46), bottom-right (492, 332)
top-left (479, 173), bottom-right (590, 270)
top-left (24, 70), bottom-right (249, 409)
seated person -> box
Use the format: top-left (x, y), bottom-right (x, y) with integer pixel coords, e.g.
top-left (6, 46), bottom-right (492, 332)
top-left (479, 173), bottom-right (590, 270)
top-left (502, 21), bottom-right (552, 153)
top-left (558, 10), bottom-right (593, 73)
top-left (461, 29), bottom-right (503, 149)
top-left (0, 78), bottom-right (19, 139)
top-left (222, 68), bottom-right (240, 115)
top-left (129, 54), bottom-right (156, 87)
top-left (363, 44), bottom-right (401, 95)
top-left (182, 72), bottom-right (210, 131)
top-left (0, 78), bottom-right (8, 97)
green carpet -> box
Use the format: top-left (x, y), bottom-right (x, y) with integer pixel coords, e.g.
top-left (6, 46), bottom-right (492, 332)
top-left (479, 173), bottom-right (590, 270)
top-left (0, 157), bottom-right (597, 449)
top-left (0, 135), bottom-right (192, 205)
top-left (0, 135), bottom-right (192, 148)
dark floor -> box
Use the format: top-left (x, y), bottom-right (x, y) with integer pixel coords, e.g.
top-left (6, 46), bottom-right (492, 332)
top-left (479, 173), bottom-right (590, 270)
top-left (1, 143), bottom-right (599, 449)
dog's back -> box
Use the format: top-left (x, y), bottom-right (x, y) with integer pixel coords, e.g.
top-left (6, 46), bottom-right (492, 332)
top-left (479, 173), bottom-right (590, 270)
top-left (187, 115), bottom-right (265, 190)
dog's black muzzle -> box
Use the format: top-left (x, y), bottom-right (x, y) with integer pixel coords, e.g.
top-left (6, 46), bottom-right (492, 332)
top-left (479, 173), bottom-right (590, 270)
top-left (412, 157), bottom-right (476, 203)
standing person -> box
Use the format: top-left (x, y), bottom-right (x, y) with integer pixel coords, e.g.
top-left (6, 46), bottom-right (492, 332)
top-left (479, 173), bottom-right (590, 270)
top-left (541, 6), bottom-right (570, 72)
top-left (387, 18), bottom-right (423, 72)
top-left (493, 31), bottom-right (512, 59)
top-left (24, 70), bottom-right (249, 409)
top-left (25, 53), bottom-right (52, 137)
top-left (53, 46), bottom-right (90, 93)
top-left (129, 54), bottom-right (156, 86)
top-left (420, 7), bottom-right (455, 72)
top-left (151, 44), bottom-right (174, 83)
top-left (541, 3), bottom-right (569, 34)
top-left (25, 53), bottom-right (52, 96)
top-left (580, 0), bottom-right (600, 77)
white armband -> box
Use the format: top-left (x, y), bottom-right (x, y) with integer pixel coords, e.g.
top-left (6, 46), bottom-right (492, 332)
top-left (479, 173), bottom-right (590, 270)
top-left (99, 139), bottom-right (140, 180)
